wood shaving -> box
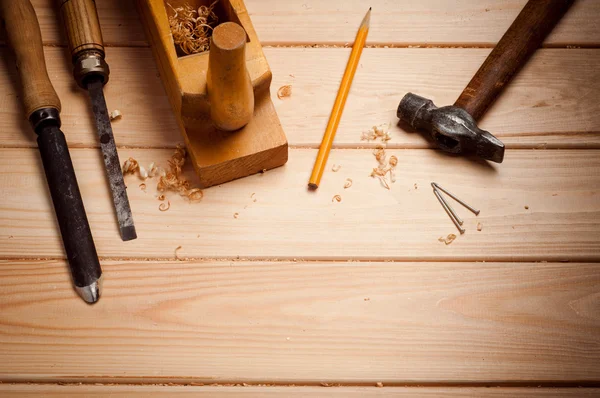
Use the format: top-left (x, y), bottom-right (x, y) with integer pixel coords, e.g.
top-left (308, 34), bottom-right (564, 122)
top-left (139, 165), bottom-right (148, 180)
top-left (158, 194), bottom-right (165, 201)
top-left (251, 193), bottom-right (257, 202)
top-left (159, 200), bottom-right (171, 211)
top-left (167, 1), bottom-right (219, 55)
top-left (174, 245), bottom-right (182, 259)
top-left (148, 162), bottom-right (158, 178)
top-left (438, 233), bottom-right (457, 245)
top-left (157, 145), bottom-right (204, 202)
top-left (344, 178), bottom-right (352, 189)
top-left (414, 183), bottom-right (418, 190)
top-left (376, 382), bottom-right (384, 388)
top-left (331, 164), bottom-right (341, 172)
top-left (109, 110), bottom-right (122, 121)
top-left (525, 205), bottom-right (529, 210)
top-left (477, 222), bottom-right (483, 231)
top-left (361, 123), bottom-right (391, 143)
top-left (277, 85), bottom-right (292, 99)
top-left (139, 183), bottom-right (146, 192)
top-left (122, 157), bottom-right (139, 175)
top-left (332, 194), bottom-right (342, 202)
top-left (369, 147), bottom-right (397, 190)
top-left (233, 212), bottom-right (239, 219)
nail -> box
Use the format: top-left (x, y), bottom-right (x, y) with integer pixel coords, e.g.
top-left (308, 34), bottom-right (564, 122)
top-left (432, 183), bottom-right (480, 215)
top-left (434, 189), bottom-right (465, 234)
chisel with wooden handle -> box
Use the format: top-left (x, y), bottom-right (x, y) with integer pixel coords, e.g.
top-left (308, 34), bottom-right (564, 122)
top-left (0, 0), bottom-right (102, 303)
top-left (58, 0), bottom-right (137, 242)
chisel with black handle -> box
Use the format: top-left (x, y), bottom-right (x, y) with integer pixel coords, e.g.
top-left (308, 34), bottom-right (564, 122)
top-left (0, 0), bottom-right (102, 303)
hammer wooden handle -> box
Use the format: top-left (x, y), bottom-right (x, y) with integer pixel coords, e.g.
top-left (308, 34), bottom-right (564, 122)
top-left (58, 0), bottom-right (105, 59)
top-left (454, 0), bottom-right (574, 120)
top-left (0, 0), bottom-right (61, 117)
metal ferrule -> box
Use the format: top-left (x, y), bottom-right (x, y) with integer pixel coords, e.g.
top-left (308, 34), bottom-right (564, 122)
top-left (73, 50), bottom-right (110, 89)
top-left (29, 107), bottom-right (61, 132)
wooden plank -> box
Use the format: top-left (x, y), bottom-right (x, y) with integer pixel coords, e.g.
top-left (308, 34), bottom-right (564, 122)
top-left (1, 47), bottom-right (598, 149)
top-left (6, 1), bottom-right (599, 47)
top-left (0, 260), bottom-right (598, 383)
top-left (1, 385), bottom-right (599, 397)
top-left (0, 148), bottom-right (599, 261)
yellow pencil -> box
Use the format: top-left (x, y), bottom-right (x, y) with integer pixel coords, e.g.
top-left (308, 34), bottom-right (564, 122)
top-left (308, 7), bottom-right (371, 189)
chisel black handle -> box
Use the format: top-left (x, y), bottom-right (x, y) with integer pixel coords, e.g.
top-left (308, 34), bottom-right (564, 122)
top-left (1, 0), bottom-right (102, 302)
top-left (58, 0), bottom-right (110, 88)
top-left (454, 0), bottom-right (574, 120)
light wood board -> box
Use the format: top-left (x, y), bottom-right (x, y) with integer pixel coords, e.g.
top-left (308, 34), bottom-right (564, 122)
top-left (1, 385), bottom-right (600, 397)
top-left (1, 48), bottom-right (598, 149)
top-left (0, 148), bottom-right (599, 261)
top-left (0, 260), bottom-right (598, 383)
top-left (7, 0), bottom-right (599, 47)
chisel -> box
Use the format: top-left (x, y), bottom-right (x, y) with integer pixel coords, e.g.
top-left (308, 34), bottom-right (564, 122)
top-left (0, 0), bottom-right (102, 303)
top-left (57, 0), bottom-right (137, 241)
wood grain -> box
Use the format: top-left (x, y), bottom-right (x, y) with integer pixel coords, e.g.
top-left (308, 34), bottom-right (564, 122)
top-left (1, 385), bottom-right (600, 397)
top-left (0, 260), bottom-right (598, 383)
top-left (1, 47), bottom-right (598, 149)
top-left (0, 148), bottom-right (598, 261)
top-left (58, 0), bottom-right (105, 58)
top-left (4, 0), bottom-right (598, 47)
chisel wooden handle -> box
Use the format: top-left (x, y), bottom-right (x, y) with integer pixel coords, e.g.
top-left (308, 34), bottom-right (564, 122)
top-left (58, 0), bottom-right (104, 58)
top-left (454, 0), bottom-right (574, 120)
top-left (58, 0), bottom-right (109, 87)
top-left (0, 0), bottom-right (61, 117)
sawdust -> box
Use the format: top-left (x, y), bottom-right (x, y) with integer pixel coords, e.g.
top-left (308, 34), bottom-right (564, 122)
top-left (438, 234), bottom-right (457, 245)
top-left (277, 85), bottom-right (292, 99)
top-left (167, 1), bottom-right (219, 55)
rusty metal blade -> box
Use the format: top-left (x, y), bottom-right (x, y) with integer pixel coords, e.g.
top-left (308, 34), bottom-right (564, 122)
top-left (87, 79), bottom-right (136, 241)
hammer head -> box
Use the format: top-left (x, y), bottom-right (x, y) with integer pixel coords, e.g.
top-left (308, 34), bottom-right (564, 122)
top-left (397, 93), bottom-right (505, 163)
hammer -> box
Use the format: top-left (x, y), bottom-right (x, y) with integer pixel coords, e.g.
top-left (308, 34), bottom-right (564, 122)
top-left (397, 0), bottom-right (574, 163)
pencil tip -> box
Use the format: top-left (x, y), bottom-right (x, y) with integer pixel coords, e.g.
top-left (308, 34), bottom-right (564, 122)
top-left (308, 183), bottom-right (319, 190)
top-left (362, 7), bottom-right (371, 27)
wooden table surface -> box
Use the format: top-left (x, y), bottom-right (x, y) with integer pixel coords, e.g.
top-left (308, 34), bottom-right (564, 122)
top-left (1, 0), bottom-right (599, 396)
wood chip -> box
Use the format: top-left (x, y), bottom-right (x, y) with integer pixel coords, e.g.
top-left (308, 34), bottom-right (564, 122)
top-left (174, 245), bottom-right (182, 259)
top-left (369, 146), bottom-right (397, 189)
top-left (332, 194), bottom-right (342, 202)
top-left (109, 109), bottom-right (122, 121)
top-left (376, 382), bottom-right (384, 388)
top-left (157, 145), bottom-right (203, 202)
top-left (251, 193), bottom-right (257, 202)
top-left (122, 157), bottom-right (139, 175)
top-left (233, 212), bottom-right (239, 219)
top-left (139, 183), bottom-right (146, 192)
top-left (438, 234), bottom-right (457, 245)
top-left (277, 85), bottom-right (292, 99)
top-left (343, 178), bottom-right (352, 189)
top-left (159, 200), bottom-right (171, 211)
top-left (525, 205), bottom-right (529, 210)
top-left (331, 164), bottom-right (341, 172)
top-left (158, 194), bottom-right (165, 201)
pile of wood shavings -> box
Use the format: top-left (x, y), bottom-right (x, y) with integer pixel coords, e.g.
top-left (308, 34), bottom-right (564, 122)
top-left (157, 145), bottom-right (204, 201)
top-left (167, 1), bottom-right (219, 55)
top-left (122, 145), bottom-right (203, 210)
top-left (370, 147), bottom-right (397, 190)
top-left (361, 123), bottom-right (391, 142)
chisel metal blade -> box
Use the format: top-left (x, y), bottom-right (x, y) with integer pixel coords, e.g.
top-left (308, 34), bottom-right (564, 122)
top-left (87, 78), bottom-right (137, 241)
